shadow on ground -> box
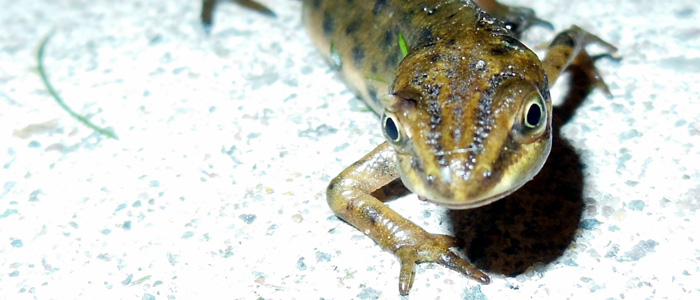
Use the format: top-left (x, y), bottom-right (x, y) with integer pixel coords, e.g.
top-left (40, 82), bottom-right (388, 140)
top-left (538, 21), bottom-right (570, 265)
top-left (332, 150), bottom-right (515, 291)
top-left (451, 60), bottom-right (602, 276)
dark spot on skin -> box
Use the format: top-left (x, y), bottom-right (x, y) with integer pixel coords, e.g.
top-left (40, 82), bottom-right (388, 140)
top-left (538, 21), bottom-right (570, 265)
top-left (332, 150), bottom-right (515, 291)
top-left (468, 71), bottom-right (519, 166)
top-left (344, 197), bottom-right (355, 212)
top-left (352, 45), bottom-right (365, 68)
top-left (346, 0), bottom-right (354, 4)
top-left (410, 149), bottom-right (425, 173)
top-left (382, 30), bottom-right (394, 48)
top-left (322, 12), bottom-right (334, 36)
top-left (490, 45), bottom-right (511, 56)
top-left (327, 177), bottom-right (340, 196)
top-left (311, 0), bottom-right (322, 9)
top-left (485, 71), bottom-right (517, 100)
top-left (371, 64), bottom-right (378, 74)
top-left (373, 0), bottom-right (386, 15)
top-left (406, 8), bottom-right (416, 17)
top-left (425, 97), bottom-right (446, 167)
top-left (431, 54), bottom-right (441, 63)
top-left (368, 87), bottom-right (380, 105)
top-left (540, 76), bottom-right (550, 100)
top-left (448, 38), bottom-right (456, 45)
top-left (426, 85), bottom-right (441, 98)
top-left (551, 31), bottom-right (576, 48)
top-left (419, 27), bottom-right (434, 44)
top-left (346, 18), bottom-right (361, 35)
top-left (438, 156), bottom-right (447, 167)
top-left (411, 73), bottom-right (428, 86)
top-left (490, 135), bottom-right (520, 184)
top-left (477, 72), bottom-right (517, 127)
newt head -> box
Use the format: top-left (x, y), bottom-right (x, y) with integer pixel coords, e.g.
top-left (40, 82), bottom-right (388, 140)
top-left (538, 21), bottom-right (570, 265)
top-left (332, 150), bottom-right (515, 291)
top-left (381, 35), bottom-right (553, 209)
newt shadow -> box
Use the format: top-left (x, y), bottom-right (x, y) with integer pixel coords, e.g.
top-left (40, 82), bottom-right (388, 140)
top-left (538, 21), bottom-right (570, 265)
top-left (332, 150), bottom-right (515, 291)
top-left (450, 125), bottom-right (582, 276)
top-left (450, 65), bottom-right (598, 276)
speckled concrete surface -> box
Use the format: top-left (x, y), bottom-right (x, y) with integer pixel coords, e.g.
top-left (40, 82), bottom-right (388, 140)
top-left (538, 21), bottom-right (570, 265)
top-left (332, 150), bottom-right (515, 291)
top-left (1, 0), bottom-right (699, 299)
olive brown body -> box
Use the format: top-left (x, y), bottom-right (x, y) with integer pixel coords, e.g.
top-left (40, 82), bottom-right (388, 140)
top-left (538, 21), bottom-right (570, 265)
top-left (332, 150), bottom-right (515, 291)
top-left (301, 0), bottom-right (614, 295)
top-left (304, 0), bottom-right (553, 208)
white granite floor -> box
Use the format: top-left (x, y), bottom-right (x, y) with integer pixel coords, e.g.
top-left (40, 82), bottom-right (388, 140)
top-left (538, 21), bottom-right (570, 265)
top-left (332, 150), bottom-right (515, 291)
top-left (1, 0), bottom-right (699, 299)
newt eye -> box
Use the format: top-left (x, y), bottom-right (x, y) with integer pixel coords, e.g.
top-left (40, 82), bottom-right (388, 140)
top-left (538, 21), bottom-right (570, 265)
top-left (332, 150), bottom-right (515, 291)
top-left (382, 111), bottom-right (405, 146)
top-left (524, 101), bottom-right (542, 128)
top-left (520, 91), bottom-right (547, 135)
top-left (384, 117), bottom-right (399, 141)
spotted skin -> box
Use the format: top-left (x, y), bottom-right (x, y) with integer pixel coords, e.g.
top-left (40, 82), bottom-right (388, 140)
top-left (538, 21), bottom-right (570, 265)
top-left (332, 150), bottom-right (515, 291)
top-left (301, 0), bottom-right (615, 295)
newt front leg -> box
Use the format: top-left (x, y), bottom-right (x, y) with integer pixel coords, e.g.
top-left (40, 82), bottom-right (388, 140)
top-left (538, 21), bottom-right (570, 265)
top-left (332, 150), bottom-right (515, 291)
top-left (542, 25), bottom-right (618, 89)
top-left (474, 0), bottom-right (553, 37)
top-left (327, 142), bottom-right (490, 296)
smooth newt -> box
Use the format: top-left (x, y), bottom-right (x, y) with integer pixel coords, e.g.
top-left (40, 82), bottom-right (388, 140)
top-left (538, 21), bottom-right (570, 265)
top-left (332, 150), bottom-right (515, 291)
top-left (203, 0), bottom-right (616, 295)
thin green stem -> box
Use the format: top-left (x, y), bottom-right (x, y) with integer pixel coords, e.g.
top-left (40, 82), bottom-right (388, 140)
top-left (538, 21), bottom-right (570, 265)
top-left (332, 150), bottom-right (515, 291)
top-left (37, 33), bottom-right (118, 139)
top-left (398, 32), bottom-right (408, 58)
